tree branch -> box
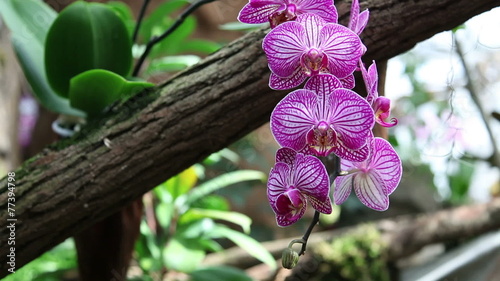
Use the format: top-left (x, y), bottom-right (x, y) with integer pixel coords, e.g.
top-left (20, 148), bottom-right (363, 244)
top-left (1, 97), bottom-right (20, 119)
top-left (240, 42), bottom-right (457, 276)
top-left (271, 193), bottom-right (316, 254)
top-left (204, 199), bottom-right (500, 278)
top-left (0, 0), bottom-right (499, 276)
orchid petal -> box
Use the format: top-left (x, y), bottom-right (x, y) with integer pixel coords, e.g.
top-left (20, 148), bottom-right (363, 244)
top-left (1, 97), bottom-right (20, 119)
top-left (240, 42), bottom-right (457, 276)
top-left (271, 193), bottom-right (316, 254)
top-left (332, 138), bottom-right (370, 162)
top-left (333, 173), bottom-right (354, 205)
top-left (275, 191), bottom-right (307, 227)
top-left (329, 89), bottom-right (374, 150)
top-left (370, 138), bottom-right (402, 195)
top-left (353, 170), bottom-right (389, 211)
top-left (348, 0), bottom-right (360, 32)
top-left (294, 0), bottom-right (338, 23)
top-left (269, 69), bottom-right (307, 90)
top-left (292, 153), bottom-right (330, 201)
top-left (296, 13), bottom-right (326, 47)
top-left (267, 162), bottom-right (291, 209)
top-left (238, 1), bottom-right (284, 24)
top-left (263, 21), bottom-right (305, 77)
top-left (304, 73), bottom-right (342, 96)
top-left (340, 74), bottom-right (355, 89)
top-left (271, 89), bottom-right (317, 151)
top-left (320, 24), bottom-right (364, 79)
top-left (356, 10), bottom-right (370, 34)
top-left (308, 195), bottom-right (333, 214)
top-left (275, 147), bottom-right (298, 166)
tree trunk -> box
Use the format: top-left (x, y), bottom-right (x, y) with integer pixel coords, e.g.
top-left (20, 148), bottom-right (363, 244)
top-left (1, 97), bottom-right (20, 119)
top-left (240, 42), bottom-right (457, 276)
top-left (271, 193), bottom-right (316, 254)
top-left (0, 0), bottom-right (499, 276)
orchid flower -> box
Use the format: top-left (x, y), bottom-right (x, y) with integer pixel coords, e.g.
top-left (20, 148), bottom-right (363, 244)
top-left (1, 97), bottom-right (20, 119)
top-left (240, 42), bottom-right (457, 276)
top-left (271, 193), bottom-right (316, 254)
top-left (263, 13), bottom-right (364, 90)
top-left (268, 147), bottom-right (332, 227)
top-left (348, 0), bottom-right (369, 35)
top-left (238, 0), bottom-right (338, 28)
top-left (360, 60), bottom-right (398, 127)
top-left (271, 74), bottom-right (374, 161)
top-left (334, 137), bottom-right (402, 211)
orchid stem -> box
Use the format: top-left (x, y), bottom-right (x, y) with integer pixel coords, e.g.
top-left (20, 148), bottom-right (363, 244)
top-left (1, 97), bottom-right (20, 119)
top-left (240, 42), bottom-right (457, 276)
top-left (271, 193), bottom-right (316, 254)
top-left (297, 155), bottom-right (340, 256)
top-left (132, 0), bottom-right (151, 43)
top-left (132, 0), bottom-right (217, 77)
top-left (298, 210), bottom-right (320, 256)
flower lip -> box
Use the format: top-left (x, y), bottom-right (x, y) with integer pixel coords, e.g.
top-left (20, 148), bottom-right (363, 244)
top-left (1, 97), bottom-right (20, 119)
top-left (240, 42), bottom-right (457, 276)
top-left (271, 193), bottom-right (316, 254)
top-left (301, 48), bottom-right (328, 76)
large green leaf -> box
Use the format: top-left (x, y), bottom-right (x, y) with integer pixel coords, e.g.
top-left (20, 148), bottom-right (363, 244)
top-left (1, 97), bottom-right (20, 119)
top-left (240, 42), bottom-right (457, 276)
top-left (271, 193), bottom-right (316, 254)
top-left (183, 208), bottom-right (252, 234)
top-left (184, 170), bottom-right (266, 207)
top-left (45, 1), bottom-right (133, 97)
top-left (69, 69), bottom-right (153, 118)
top-left (209, 224), bottom-right (277, 270)
top-left (0, 0), bottom-right (84, 116)
top-left (163, 237), bottom-right (206, 273)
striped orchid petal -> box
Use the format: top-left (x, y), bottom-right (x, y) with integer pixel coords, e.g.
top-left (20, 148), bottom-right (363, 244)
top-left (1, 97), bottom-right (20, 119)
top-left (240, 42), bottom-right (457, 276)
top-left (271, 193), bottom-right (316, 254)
top-left (238, 0), bottom-right (338, 26)
top-left (263, 21), bottom-right (305, 78)
top-left (271, 89), bottom-right (317, 151)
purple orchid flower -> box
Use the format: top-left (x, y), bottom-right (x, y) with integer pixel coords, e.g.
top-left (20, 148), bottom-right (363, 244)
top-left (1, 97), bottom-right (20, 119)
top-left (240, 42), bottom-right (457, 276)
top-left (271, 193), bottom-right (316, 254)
top-left (334, 137), bottom-right (402, 211)
top-left (348, 0), bottom-right (369, 35)
top-left (263, 13), bottom-right (364, 90)
top-left (271, 74), bottom-right (374, 161)
top-left (268, 147), bottom-right (332, 227)
top-left (361, 60), bottom-right (398, 127)
top-left (238, 0), bottom-right (338, 28)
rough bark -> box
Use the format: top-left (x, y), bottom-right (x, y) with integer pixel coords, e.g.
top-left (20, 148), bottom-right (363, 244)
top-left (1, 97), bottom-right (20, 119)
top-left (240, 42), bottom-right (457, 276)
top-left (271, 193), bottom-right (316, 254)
top-left (0, 0), bottom-right (499, 276)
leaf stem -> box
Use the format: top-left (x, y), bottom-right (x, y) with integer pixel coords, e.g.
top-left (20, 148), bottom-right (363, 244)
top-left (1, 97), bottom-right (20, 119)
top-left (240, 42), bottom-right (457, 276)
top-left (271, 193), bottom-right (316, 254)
top-left (132, 0), bottom-right (217, 77)
top-left (132, 0), bottom-right (151, 43)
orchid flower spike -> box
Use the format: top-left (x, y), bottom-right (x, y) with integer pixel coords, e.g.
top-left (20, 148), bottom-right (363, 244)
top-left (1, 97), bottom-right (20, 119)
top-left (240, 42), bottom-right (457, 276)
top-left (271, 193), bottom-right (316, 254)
top-left (238, 0), bottom-right (338, 28)
top-left (267, 147), bottom-right (332, 227)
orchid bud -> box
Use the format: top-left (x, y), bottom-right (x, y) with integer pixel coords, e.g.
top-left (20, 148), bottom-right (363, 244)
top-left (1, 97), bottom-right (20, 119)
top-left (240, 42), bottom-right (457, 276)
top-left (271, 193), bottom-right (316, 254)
top-left (282, 247), bottom-right (299, 269)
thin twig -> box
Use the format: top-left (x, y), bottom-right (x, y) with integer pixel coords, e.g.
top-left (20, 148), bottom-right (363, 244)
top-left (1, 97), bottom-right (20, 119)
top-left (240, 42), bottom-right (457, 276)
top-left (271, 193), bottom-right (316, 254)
top-left (132, 0), bottom-right (151, 43)
top-left (453, 36), bottom-right (500, 168)
top-left (132, 0), bottom-right (217, 77)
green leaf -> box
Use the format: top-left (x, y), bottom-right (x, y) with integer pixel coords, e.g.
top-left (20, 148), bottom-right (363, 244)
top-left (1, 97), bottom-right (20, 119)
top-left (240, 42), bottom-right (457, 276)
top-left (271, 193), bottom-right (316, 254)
top-left (191, 195), bottom-right (230, 211)
top-left (189, 266), bottom-right (252, 281)
top-left (182, 39), bottom-right (221, 55)
top-left (156, 202), bottom-right (174, 230)
top-left (160, 166), bottom-right (198, 199)
top-left (45, 1), bottom-right (133, 97)
top-left (219, 21), bottom-right (267, 31)
top-left (150, 15), bottom-right (197, 58)
top-left (146, 55), bottom-right (201, 74)
top-left (68, 69), bottom-right (153, 118)
top-left (139, 0), bottom-right (189, 43)
top-left (105, 1), bottom-right (135, 38)
top-left (0, 0), bottom-right (84, 116)
top-left (163, 237), bottom-right (206, 273)
top-left (185, 208), bottom-right (252, 234)
top-left (185, 170), bottom-right (266, 207)
top-left (209, 224), bottom-right (277, 270)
